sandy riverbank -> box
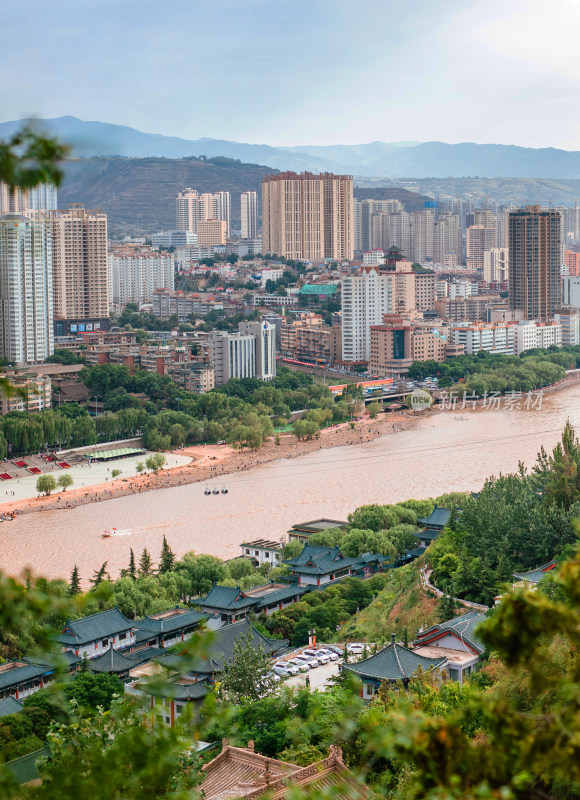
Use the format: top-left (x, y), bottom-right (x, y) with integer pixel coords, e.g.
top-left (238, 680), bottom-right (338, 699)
top-left (0, 410), bottom-right (418, 518)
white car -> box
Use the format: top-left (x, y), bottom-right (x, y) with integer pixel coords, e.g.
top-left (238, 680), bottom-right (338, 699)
top-left (274, 661), bottom-right (298, 676)
top-left (347, 644), bottom-right (364, 655)
top-left (316, 648), bottom-right (339, 662)
top-left (304, 649), bottom-right (329, 664)
top-left (295, 654), bottom-right (318, 669)
top-left (287, 658), bottom-right (309, 673)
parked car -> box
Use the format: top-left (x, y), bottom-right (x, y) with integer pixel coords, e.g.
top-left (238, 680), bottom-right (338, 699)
top-left (347, 644), bottom-right (365, 655)
top-left (274, 661), bottom-right (298, 676)
top-left (272, 664), bottom-right (291, 677)
top-left (295, 654), bottom-right (320, 668)
top-left (287, 658), bottom-right (309, 673)
top-left (323, 644), bottom-right (343, 656)
top-left (304, 648), bottom-right (329, 664)
top-left (316, 648), bottom-right (339, 662)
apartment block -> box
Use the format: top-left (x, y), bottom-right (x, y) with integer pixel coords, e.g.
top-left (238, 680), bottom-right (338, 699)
top-left (197, 219), bottom-right (227, 247)
top-left (434, 294), bottom-right (504, 322)
top-left (240, 191), bottom-right (258, 239)
top-left (449, 322), bottom-right (515, 356)
top-left (483, 248), bottom-right (509, 283)
top-left (369, 316), bottom-right (446, 377)
top-left (262, 172), bottom-right (353, 261)
top-left (466, 226), bottom-right (496, 271)
top-left (0, 373), bottom-right (52, 414)
top-left (554, 308), bottom-right (580, 346)
top-left (514, 319), bottom-right (562, 355)
top-left (564, 250), bottom-right (580, 276)
top-left (49, 205), bottom-right (109, 322)
top-left (341, 267), bottom-right (393, 362)
top-left (176, 189), bottom-right (230, 237)
top-left (109, 245), bottom-right (174, 305)
top-left (0, 213), bottom-right (54, 363)
top-left (509, 206), bottom-right (561, 320)
top-left (152, 289), bottom-right (223, 320)
top-left (414, 268), bottom-right (436, 311)
top-left (279, 313), bottom-right (342, 365)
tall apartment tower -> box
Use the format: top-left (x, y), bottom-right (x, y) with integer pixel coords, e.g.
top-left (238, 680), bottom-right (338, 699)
top-left (509, 206), bottom-right (561, 320)
top-left (341, 266), bottom-right (393, 362)
top-left (262, 172), bottom-right (353, 261)
top-left (176, 189), bottom-right (231, 237)
top-left (434, 212), bottom-right (462, 265)
top-left (0, 213), bottom-right (54, 363)
top-left (240, 191), bottom-right (258, 239)
top-left (0, 183), bottom-right (58, 215)
top-left (49, 205), bottom-right (109, 323)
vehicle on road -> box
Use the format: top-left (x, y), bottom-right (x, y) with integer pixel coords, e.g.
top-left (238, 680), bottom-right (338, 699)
top-left (295, 654), bottom-right (319, 669)
top-left (287, 658), bottom-right (309, 673)
top-left (304, 648), bottom-right (329, 664)
top-left (316, 648), bottom-right (339, 661)
top-left (274, 661), bottom-right (298, 676)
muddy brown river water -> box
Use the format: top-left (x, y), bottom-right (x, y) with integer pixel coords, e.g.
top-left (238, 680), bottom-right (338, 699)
top-left (1, 384), bottom-right (579, 583)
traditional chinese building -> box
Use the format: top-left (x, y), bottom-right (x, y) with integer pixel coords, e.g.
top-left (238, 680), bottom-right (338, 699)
top-left (283, 544), bottom-right (359, 587)
top-left (55, 607), bottom-right (136, 659)
top-left (197, 582), bottom-right (308, 624)
top-left (412, 610), bottom-right (486, 683)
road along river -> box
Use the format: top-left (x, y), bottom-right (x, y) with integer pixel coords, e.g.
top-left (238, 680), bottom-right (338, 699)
top-left (1, 384), bottom-right (579, 583)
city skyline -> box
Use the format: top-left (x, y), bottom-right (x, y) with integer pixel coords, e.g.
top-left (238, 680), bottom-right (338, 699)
top-left (3, 0), bottom-right (580, 149)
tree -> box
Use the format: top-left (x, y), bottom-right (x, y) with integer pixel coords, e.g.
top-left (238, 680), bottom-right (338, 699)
top-left (91, 562), bottom-right (109, 588)
top-left (342, 382), bottom-right (364, 418)
top-left (145, 452), bottom-right (166, 472)
top-left (69, 566), bottom-right (81, 596)
top-left (61, 672), bottom-right (123, 712)
top-left (177, 552), bottom-right (226, 596)
top-left (136, 461), bottom-right (145, 474)
top-left (221, 630), bottom-right (277, 703)
top-left (127, 549), bottom-right (137, 581)
top-left (437, 584), bottom-right (457, 622)
top-left (368, 401), bottom-right (380, 419)
top-left (159, 536), bottom-right (175, 573)
top-left (139, 549), bottom-right (153, 577)
top-left (111, 469), bottom-right (121, 479)
top-left (0, 125), bottom-right (69, 192)
top-left (36, 474), bottom-right (57, 496)
top-left (57, 473), bottom-right (73, 491)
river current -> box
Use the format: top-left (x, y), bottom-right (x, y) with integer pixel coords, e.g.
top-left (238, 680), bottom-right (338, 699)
top-left (1, 384), bottom-right (579, 583)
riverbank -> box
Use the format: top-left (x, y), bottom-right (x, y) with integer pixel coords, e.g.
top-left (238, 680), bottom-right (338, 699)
top-left (0, 409), bottom-right (418, 517)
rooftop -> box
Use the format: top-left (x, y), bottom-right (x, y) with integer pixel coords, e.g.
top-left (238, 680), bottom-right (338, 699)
top-left (241, 539), bottom-right (284, 550)
top-left (56, 607), bottom-right (134, 646)
top-left (513, 559), bottom-right (557, 584)
top-left (343, 641), bottom-right (446, 682)
top-left (290, 518), bottom-right (347, 533)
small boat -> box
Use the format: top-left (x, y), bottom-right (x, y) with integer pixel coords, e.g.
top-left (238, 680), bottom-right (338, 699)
top-left (212, 489), bottom-right (220, 495)
top-left (0, 513), bottom-right (15, 521)
top-left (221, 487), bottom-right (228, 494)
top-left (102, 527), bottom-right (117, 538)
top-left (204, 489), bottom-right (211, 496)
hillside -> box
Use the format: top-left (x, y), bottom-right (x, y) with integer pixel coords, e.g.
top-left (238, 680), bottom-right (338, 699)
top-left (5, 116), bottom-right (580, 178)
top-left (353, 187), bottom-right (432, 212)
top-left (59, 156), bottom-right (275, 236)
top-left (340, 560), bottom-right (440, 643)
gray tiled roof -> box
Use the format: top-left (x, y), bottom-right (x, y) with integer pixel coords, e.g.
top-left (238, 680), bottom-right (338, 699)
top-left (513, 559), bottom-right (557, 584)
top-left (0, 696), bottom-right (23, 717)
top-left (413, 528), bottom-right (442, 542)
top-left (415, 610), bottom-right (486, 654)
top-left (135, 608), bottom-right (208, 637)
top-left (284, 544), bottom-right (358, 575)
top-left (0, 662), bottom-right (53, 691)
top-left (343, 642), bottom-right (446, 682)
top-left (254, 584), bottom-right (308, 609)
top-left (417, 506), bottom-right (452, 529)
top-left (198, 585), bottom-right (256, 611)
top-left (3, 747), bottom-right (49, 784)
top-left (88, 647), bottom-right (137, 674)
top-left (56, 607), bottom-right (134, 646)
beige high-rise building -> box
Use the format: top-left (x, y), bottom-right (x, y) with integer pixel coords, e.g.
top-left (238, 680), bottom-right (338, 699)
top-left (176, 189), bottom-right (230, 237)
top-left (197, 219), bottom-right (227, 247)
top-left (483, 248), bottom-right (509, 283)
top-left (262, 172), bottom-right (353, 261)
top-left (240, 191), bottom-right (258, 239)
top-left (49, 205), bottom-right (109, 321)
top-left (466, 225), bottom-right (496, 271)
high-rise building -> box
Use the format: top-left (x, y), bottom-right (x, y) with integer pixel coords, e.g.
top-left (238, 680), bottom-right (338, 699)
top-left (410, 209), bottom-right (435, 263)
top-left (356, 199), bottom-right (403, 252)
top-left (466, 225), bottom-right (496, 271)
top-left (209, 320), bottom-right (276, 386)
top-left (176, 189), bottom-right (231, 237)
top-left (240, 191), bottom-right (258, 239)
top-left (49, 205), bottom-right (109, 323)
top-left (483, 248), bottom-right (509, 283)
top-left (0, 213), bottom-right (54, 363)
top-left (434, 212), bottom-right (462, 265)
top-left (509, 206), bottom-right (561, 321)
top-left (109, 245), bottom-right (174, 306)
top-left (0, 183), bottom-right (57, 215)
top-left (341, 266), bottom-right (393, 362)
top-left (564, 250), bottom-right (580, 276)
top-left (262, 172), bottom-right (353, 261)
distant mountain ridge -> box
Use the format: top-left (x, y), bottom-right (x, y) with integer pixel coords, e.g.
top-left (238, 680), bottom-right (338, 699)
top-left (3, 116), bottom-right (580, 179)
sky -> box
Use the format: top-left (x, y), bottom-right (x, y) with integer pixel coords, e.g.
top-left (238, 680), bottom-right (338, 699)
top-left (3, 0), bottom-right (580, 149)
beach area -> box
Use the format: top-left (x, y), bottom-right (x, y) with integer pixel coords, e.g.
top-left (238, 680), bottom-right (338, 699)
top-left (0, 409), bottom-right (416, 518)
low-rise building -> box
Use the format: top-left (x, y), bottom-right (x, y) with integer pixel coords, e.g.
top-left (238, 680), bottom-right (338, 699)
top-left (252, 293), bottom-right (298, 307)
top-left (554, 308), bottom-right (580, 346)
top-left (282, 544), bottom-right (358, 588)
top-left (56, 607), bottom-right (136, 660)
top-left (197, 582), bottom-right (308, 624)
top-left (412, 610), bottom-right (486, 683)
top-left (0, 373), bottom-right (52, 414)
top-left (449, 322), bottom-right (516, 355)
top-left (287, 518), bottom-right (348, 544)
top-left (514, 319), bottom-right (562, 355)
top-left (0, 661), bottom-right (56, 701)
top-left (133, 607), bottom-right (209, 650)
top-left (240, 539), bottom-right (284, 567)
top-left (152, 289), bottom-right (224, 320)
top-left (209, 320), bottom-right (276, 386)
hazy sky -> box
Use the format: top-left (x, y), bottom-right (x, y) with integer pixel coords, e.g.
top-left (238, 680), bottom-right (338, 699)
top-left (4, 0), bottom-right (580, 148)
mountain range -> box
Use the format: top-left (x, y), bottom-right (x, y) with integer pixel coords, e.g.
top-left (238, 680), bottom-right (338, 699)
top-left (4, 116), bottom-right (580, 179)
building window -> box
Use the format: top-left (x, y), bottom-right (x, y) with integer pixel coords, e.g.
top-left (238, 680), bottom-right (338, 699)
top-left (119, 633), bottom-right (126, 640)
top-left (449, 668), bottom-right (460, 681)
top-left (102, 639), bottom-right (108, 647)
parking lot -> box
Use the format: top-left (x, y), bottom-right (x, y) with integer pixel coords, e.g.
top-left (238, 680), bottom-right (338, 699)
top-left (284, 659), bottom-right (341, 691)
